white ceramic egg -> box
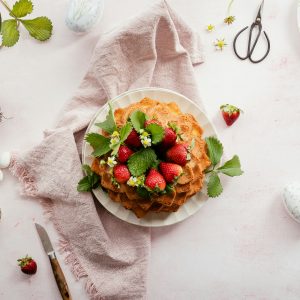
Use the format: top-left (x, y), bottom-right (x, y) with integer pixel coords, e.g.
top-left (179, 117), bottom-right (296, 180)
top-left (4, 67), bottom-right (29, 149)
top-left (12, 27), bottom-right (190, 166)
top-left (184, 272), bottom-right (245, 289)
top-left (0, 151), bottom-right (11, 169)
top-left (283, 183), bottom-right (300, 223)
top-left (65, 0), bottom-right (104, 33)
top-left (0, 170), bottom-right (3, 182)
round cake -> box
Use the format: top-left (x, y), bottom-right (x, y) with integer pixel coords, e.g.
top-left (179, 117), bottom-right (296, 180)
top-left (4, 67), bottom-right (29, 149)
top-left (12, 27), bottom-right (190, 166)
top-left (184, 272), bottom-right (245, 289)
top-left (91, 97), bottom-right (211, 218)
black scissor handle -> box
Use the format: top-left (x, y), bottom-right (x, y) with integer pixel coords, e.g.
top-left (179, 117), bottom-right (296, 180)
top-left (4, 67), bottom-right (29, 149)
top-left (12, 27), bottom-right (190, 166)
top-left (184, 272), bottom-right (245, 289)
top-left (233, 23), bottom-right (270, 63)
top-left (249, 31), bottom-right (270, 63)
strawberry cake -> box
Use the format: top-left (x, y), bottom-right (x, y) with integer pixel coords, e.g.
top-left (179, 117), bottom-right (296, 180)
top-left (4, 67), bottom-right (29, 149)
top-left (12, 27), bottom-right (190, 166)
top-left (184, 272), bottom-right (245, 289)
top-left (90, 97), bottom-right (211, 218)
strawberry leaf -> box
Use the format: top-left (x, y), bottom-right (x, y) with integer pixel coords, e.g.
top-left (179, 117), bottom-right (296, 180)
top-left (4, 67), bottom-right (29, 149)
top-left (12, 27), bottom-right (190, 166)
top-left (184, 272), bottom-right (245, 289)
top-left (1, 19), bottom-right (19, 47)
top-left (119, 122), bottom-right (132, 142)
top-left (95, 102), bottom-right (117, 134)
top-left (85, 133), bottom-right (110, 157)
top-left (205, 136), bottom-right (223, 166)
top-left (137, 186), bottom-right (151, 199)
top-left (145, 123), bottom-right (164, 144)
top-left (207, 172), bottom-right (223, 198)
top-left (127, 148), bottom-right (157, 176)
top-left (130, 110), bottom-right (146, 132)
top-left (217, 155), bottom-right (243, 177)
top-left (21, 17), bottom-right (53, 41)
top-left (77, 165), bottom-right (100, 192)
top-left (11, 0), bottom-right (33, 18)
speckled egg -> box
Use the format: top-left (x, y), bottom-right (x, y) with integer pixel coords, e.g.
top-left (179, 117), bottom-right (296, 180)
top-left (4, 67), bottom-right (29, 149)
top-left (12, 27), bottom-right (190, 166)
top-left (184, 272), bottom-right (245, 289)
top-left (0, 151), bottom-right (11, 169)
top-left (283, 183), bottom-right (300, 223)
top-left (65, 0), bottom-right (104, 33)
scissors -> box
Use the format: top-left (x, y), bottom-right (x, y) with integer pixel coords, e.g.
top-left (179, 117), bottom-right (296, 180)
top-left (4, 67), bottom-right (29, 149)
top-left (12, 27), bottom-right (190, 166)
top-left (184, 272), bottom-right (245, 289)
top-left (233, 0), bottom-right (270, 63)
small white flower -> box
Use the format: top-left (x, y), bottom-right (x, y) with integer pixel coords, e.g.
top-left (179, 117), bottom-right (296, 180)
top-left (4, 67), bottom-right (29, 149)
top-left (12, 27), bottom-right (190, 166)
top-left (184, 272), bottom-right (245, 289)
top-left (100, 159), bottom-right (106, 165)
top-left (107, 156), bottom-right (117, 168)
top-left (110, 137), bottom-right (120, 147)
top-left (127, 176), bottom-right (138, 187)
top-left (141, 137), bottom-right (152, 148)
top-left (141, 131), bottom-right (149, 138)
top-left (111, 131), bottom-right (120, 137)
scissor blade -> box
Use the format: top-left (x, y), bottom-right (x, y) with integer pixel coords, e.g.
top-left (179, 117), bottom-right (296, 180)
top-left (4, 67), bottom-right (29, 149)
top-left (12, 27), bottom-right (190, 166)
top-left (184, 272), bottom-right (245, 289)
top-left (256, 0), bottom-right (264, 20)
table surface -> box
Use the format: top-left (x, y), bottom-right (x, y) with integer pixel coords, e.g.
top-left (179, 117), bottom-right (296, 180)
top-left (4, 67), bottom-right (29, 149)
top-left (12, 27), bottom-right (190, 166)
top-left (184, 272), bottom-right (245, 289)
top-left (1, 0), bottom-right (300, 299)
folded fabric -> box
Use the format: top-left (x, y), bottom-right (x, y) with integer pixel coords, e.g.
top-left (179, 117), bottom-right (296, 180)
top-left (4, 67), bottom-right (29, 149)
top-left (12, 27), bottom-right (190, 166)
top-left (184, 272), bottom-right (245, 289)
top-left (10, 1), bottom-right (204, 299)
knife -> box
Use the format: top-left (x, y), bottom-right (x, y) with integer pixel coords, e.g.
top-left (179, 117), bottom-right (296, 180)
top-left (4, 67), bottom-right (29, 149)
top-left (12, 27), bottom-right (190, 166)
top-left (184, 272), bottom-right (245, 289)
top-left (35, 223), bottom-right (72, 300)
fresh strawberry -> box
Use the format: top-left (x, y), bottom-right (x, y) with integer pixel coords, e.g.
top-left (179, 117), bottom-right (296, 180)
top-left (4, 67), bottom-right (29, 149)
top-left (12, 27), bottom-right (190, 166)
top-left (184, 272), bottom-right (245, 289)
top-left (161, 127), bottom-right (177, 148)
top-left (145, 169), bottom-right (166, 191)
top-left (144, 119), bottom-right (161, 127)
top-left (113, 164), bottom-right (131, 183)
top-left (159, 162), bottom-right (183, 183)
top-left (166, 143), bottom-right (189, 166)
top-left (17, 255), bottom-right (37, 275)
top-left (220, 104), bottom-right (242, 126)
top-left (125, 129), bottom-right (142, 148)
top-left (118, 145), bottom-right (134, 163)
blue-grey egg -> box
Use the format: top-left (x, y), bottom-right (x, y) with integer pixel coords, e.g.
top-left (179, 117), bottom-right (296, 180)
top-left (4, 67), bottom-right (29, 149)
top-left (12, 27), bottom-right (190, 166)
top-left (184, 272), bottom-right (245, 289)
top-left (283, 183), bottom-right (300, 223)
top-left (0, 151), bottom-right (11, 169)
top-left (66, 0), bottom-right (104, 33)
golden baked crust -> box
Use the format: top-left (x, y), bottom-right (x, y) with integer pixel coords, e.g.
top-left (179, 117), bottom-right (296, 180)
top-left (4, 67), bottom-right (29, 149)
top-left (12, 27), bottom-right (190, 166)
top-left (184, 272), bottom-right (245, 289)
top-left (91, 98), bottom-right (211, 218)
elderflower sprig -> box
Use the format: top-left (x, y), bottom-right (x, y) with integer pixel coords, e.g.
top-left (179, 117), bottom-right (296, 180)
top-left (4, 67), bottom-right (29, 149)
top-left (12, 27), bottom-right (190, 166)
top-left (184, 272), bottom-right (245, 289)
top-left (206, 24), bottom-right (215, 32)
top-left (214, 38), bottom-right (227, 51)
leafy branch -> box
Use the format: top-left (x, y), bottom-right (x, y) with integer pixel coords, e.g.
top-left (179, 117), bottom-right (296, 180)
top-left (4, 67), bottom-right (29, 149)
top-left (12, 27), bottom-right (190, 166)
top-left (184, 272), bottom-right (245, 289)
top-left (205, 136), bottom-right (243, 197)
top-left (0, 0), bottom-right (53, 48)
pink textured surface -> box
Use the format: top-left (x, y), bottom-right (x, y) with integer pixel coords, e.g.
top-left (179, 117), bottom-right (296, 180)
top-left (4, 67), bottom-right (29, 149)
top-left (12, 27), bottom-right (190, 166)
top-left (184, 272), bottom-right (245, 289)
top-left (1, 0), bottom-right (300, 299)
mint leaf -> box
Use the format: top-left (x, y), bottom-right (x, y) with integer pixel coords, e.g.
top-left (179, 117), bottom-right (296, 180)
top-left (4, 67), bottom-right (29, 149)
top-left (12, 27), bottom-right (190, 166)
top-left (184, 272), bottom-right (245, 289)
top-left (95, 102), bottom-right (117, 134)
top-left (21, 17), bottom-right (53, 41)
top-left (11, 0), bottom-right (33, 18)
top-left (85, 133), bottom-right (110, 157)
top-left (130, 110), bottom-right (146, 132)
top-left (119, 122), bottom-right (132, 142)
top-left (127, 148), bottom-right (157, 176)
top-left (205, 136), bottom-right (223, 166)
top-left (217, 155), bottom-right (243, 177)
top-left (77, 165), bottom-right (100, 192)
top-left (146, 123), bottom-right (164, 144)
top-left (1, 19), bottom-right (19, 47)
top-left (207, 172), bottom-right (223, 197)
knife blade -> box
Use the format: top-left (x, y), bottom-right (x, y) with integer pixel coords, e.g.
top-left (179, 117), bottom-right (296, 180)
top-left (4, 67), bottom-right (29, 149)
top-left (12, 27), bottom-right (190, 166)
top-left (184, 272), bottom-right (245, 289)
top-left (35, 223), bottom-right (72, 300)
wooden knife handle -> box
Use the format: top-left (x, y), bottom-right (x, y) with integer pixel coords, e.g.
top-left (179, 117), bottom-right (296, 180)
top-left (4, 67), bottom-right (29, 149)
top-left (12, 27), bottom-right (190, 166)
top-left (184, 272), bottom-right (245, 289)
top-left (49, 256), bottom-right (72, 300)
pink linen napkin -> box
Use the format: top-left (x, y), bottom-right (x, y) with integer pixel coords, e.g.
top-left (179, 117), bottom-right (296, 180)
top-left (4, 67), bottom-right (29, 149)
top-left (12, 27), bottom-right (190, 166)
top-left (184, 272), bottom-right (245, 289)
top-left (10, 1), bottom-right (204, 299)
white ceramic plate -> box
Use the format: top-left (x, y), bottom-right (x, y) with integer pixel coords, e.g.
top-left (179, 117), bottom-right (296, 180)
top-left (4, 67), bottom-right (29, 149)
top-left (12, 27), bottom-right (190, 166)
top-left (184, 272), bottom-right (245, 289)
top-left (82, 87), bottom-right (218, 227)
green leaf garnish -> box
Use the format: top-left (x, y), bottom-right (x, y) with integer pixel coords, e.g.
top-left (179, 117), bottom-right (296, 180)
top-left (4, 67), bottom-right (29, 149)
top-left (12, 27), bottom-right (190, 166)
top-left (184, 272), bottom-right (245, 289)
top-left (145, 123), bottom-right (164, 144)
top-left (205, 136), bottom-right (223, 166)
top-left (11, 0), bottom-right (33, 18)
top-left (207, 172), bottom-right (223, 197)
top-left (77, 165), bottom-right (100, 192)
top-left (130, 110), bottom-right (146, 132)
top-left (85, 133), bottom-right (111, 157)
top-left (127, 148), bottom-right (157, 176)
top-left (217, 155), bottom-right (243, 177)
top-left (1, 19), bottom-right (19, 47)
top-left (21, 17), bottom-right (52, 41)
top-left (0, 0), bottom-right (53, 48)
top-left (95, 102), bottom-right (117, 134)
top-left (204, 136), bottom-right (243, 198)
top-left (137, 186), bottom-right (151, 199)
top-left (119, 122), bottom-right (132, 142)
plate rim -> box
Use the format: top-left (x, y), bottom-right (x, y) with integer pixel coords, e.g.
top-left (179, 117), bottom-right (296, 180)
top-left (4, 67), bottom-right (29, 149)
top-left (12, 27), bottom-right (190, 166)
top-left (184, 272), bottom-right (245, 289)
top-left (82, 87), bottom-right (218, 227)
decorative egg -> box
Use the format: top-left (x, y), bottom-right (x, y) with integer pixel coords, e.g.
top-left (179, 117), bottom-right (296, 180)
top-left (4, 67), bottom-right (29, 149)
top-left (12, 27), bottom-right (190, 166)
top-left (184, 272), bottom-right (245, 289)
top-left (283, 183), bottom-right (300, 223)
top-left (0, 151), bottom-right (11, 169)
top-left (0, 170), bottom-right (3, 182)
top-left (65, 0), bottom-right (104, 33)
